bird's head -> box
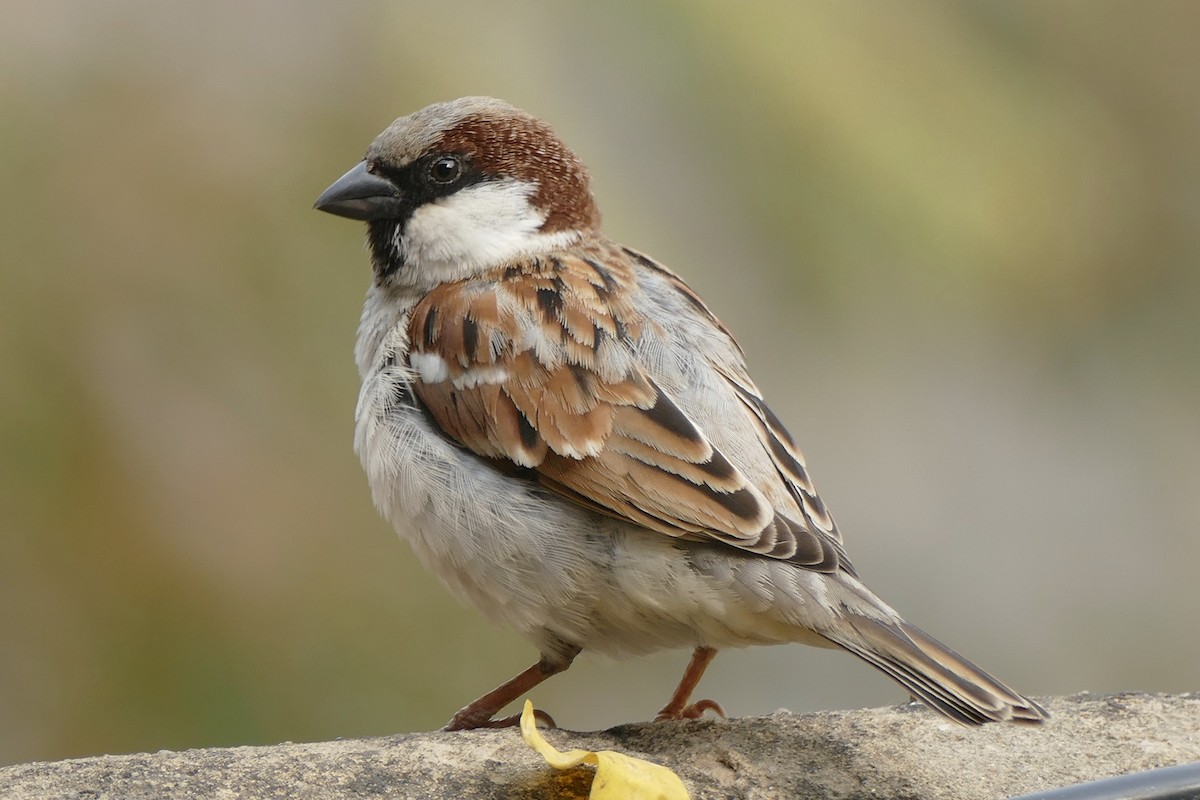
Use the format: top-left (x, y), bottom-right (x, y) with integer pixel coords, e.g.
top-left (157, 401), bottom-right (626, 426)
top-left (315, 97), bottom-right (601, 288)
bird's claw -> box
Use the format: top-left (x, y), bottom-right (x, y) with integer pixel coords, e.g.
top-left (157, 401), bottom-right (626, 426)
top-left (655, 698), bottom-right (726, 721)
top-left (444, 707), bottom-right (558, 731)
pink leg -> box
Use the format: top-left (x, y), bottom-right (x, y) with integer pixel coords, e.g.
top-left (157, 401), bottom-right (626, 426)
top-left (656, 646), bottom-right (727, 721)
top-left (444, 647), bottom-right (579, 731)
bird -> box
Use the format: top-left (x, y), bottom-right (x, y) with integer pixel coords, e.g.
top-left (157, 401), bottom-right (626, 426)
top-left (314, 96), bottom-right (1048, 731)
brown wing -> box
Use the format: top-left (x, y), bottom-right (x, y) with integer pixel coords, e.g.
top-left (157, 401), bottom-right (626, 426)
top-left (407, 250), bottom-right (842, 571)
top-left (711, 360), bottom-right (844, 542)
top-left (622, 245), bottom-right (851, 563)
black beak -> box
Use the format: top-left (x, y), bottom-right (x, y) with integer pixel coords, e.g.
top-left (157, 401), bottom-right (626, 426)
top-left (314, 161), bottom-right (405, 221)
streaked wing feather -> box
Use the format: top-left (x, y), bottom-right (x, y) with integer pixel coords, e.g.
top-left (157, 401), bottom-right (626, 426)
top-left (407, 245), bottom-right (843, 572)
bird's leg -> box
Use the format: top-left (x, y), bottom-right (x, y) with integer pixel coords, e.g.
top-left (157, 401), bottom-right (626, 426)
top-left (444, 645), bottom-right (580, 731)
top-left (656, 646), bottom-right (726, 720)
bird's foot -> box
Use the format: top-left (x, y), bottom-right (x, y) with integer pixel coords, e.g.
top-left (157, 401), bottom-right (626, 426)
top-left (655, 698), bottom-right (726, 721)
top-left (444, 707), bottom-right (557, 731)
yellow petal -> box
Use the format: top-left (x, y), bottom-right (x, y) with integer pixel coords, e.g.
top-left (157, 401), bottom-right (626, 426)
top-left (520, 700), bottom-right (690, 799)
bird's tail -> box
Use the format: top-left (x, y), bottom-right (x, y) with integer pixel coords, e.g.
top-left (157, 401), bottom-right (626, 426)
top-left (830, 613), bottom-right (1049, 725)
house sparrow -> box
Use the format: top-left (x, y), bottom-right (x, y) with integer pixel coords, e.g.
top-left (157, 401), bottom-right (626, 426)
top-left (314, 97), bottom-right (1048, 731)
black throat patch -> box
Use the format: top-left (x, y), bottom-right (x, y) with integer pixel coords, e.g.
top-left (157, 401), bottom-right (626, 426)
top-left (367, 219), bottom-right (408, 281)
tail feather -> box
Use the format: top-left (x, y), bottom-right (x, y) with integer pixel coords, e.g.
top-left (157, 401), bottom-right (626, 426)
top-left (834, 614), bottom-right (1049, 725)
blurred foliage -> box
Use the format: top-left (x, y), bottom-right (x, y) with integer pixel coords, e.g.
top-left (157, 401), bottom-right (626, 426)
top-left (1, 0), bottom-right (1197, 766)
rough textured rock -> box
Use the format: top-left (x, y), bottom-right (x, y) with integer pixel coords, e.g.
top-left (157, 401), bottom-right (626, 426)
top-left (3, 693), bottom-right (1198, 799)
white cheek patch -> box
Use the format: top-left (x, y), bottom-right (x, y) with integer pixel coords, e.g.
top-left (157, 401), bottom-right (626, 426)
top-left (402, 178), bottom-right (580, 282)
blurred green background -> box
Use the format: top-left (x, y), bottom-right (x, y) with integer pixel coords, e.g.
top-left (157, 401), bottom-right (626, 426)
top-left (2, 1), bottom-right (1197, 767)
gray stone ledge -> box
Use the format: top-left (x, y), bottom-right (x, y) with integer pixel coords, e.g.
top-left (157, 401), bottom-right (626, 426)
top-left (3, 692), bottom-right (1198, 799)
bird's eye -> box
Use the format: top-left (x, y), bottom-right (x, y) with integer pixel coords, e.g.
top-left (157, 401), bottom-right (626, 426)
top-left (429, 155), bottom-right (463, 185)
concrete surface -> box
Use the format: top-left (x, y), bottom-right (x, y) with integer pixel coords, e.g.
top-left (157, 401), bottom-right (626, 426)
top-left (2, 692), bottom-right (1198, 799)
